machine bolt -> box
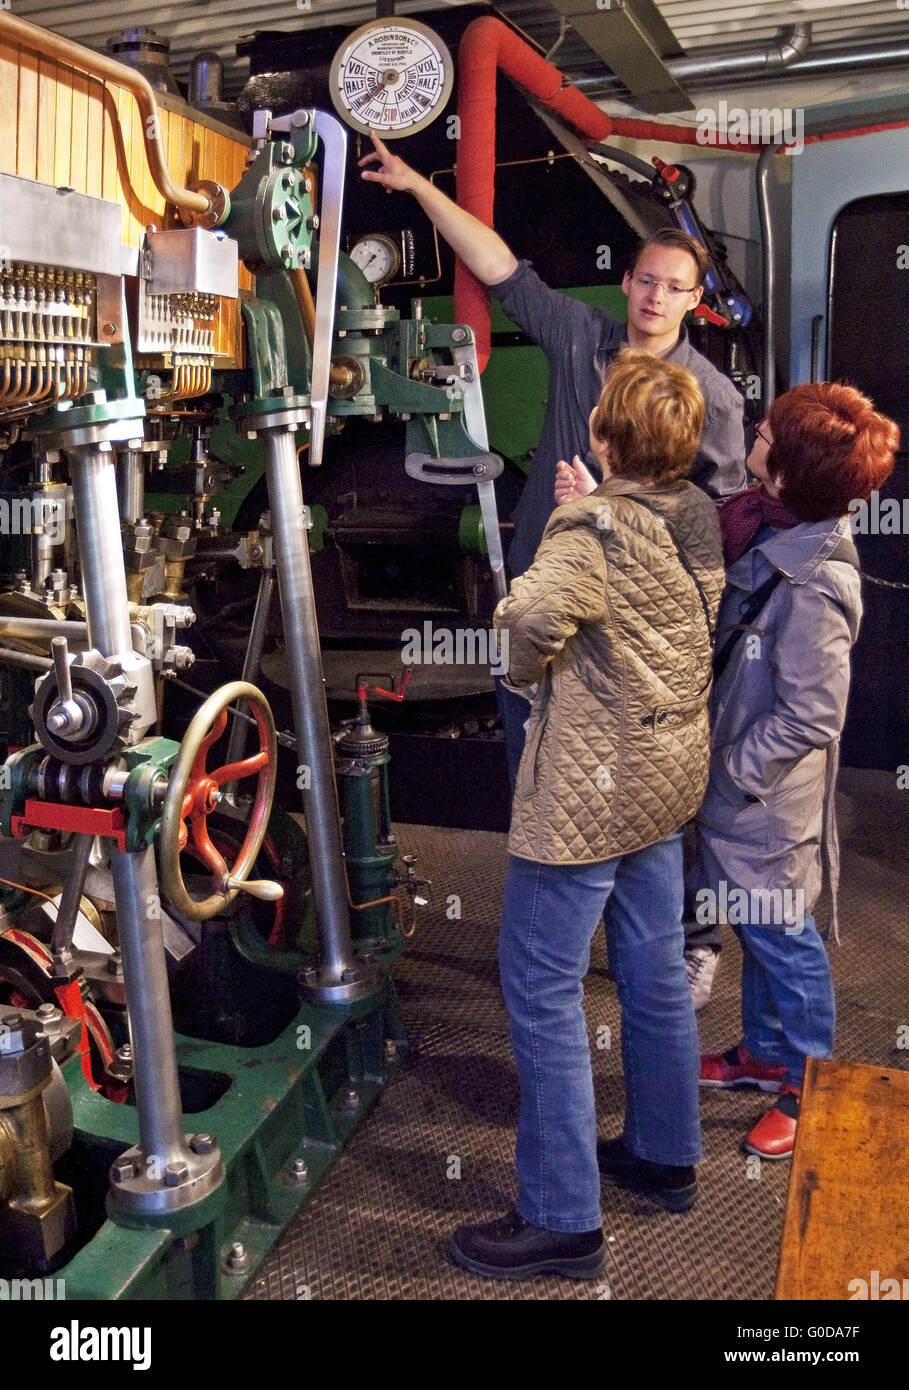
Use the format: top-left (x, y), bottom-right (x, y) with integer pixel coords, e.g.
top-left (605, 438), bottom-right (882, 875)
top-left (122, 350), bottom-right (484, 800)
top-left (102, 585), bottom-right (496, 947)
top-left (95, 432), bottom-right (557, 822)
top-left (102, 321), bottom-right (117, 336)
top-left (291, 1158), bottom-right (308, 1184)
top-left (300, 968), bottom-right (318, 985)
top-left (279, 142), bottom-right (295, 165)
top-left (340, 969), bottom-right (359, 983)
top-left (111, 1158), bottom-right (137, 1182)
top-left (36, 1003), bottom-right (62, 1021)
top-left (164, 1162), bottom-right (189, 1187)
top-left (106, 950), bottom-right (123, 976)
top-left (344, 1087), bottom-right (360, 1109)
top-left (0, 1015), bottom-right (26, 1053)
top-left (226, 1242), bottom-right (249, 1273)
top-left (115, 1043), bottom-right (133, 1064)
top-left (190, 1133), bottom-right (216, 1154)
top-left (384, 1039), bottom-right (398, 1061)
top-left (451, 327), bottom-right (467, 342)
top-left (271, 206), bottom-right (286, 222)
top-left (307, 214), bottom-right (320, 232)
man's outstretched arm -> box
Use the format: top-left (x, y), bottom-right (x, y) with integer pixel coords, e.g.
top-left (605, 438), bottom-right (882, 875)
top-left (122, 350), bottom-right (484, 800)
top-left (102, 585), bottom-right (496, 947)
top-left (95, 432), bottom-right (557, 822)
top-left (359, 132), bottom-right (518, 287)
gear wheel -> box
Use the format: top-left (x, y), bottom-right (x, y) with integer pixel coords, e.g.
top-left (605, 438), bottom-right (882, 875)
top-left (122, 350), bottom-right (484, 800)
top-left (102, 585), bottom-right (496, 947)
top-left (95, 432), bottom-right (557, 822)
top-left (30, 647), bottom-right (138, 766)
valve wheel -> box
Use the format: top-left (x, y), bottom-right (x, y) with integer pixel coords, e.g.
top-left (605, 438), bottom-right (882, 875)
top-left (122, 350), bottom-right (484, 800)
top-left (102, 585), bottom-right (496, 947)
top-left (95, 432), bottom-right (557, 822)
top-left (159, 681), bottom-right (278, 921)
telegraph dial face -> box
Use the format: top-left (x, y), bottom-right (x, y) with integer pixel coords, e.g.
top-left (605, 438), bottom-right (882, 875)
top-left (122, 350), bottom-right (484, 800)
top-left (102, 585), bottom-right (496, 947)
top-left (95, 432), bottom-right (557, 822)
top-left (329, 18), bottom-right (454, 139)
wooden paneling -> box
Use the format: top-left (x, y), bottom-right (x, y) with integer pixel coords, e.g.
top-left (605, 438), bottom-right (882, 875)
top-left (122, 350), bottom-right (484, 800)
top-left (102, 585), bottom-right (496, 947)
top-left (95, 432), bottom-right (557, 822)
top-left (0, 40), bottom-right (253, 251)
top-left (0, 37), bottom-right (254, 360)
top-left (775, 1058), bottom-right (909, 1300)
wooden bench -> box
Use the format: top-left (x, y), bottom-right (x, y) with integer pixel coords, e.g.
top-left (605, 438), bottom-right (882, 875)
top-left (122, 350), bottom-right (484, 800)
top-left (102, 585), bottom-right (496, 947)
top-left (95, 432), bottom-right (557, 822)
top-left (776, 1057), bottom-right (909, 1300)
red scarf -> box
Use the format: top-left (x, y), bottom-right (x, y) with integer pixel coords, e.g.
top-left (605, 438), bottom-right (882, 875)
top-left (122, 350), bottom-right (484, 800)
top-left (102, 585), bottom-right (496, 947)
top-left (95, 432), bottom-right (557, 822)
top-left (719, 485), bottom-right (801, 565)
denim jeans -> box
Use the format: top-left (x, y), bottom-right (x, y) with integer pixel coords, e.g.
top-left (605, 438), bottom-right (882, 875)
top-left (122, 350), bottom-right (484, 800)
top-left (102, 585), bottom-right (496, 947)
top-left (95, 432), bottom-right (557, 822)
top-left (495, 676), bottom-right (530, 793)
top-left (735, 916), bottom-right (835, 1090)
top-left (498, 830), bottom-right (701, 1233)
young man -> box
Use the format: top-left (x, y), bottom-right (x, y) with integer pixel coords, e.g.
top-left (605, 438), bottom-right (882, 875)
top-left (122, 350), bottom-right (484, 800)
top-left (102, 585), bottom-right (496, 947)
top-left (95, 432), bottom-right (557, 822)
top-left (360, 131), bottom-right (746, 581)
top-left (361, 133), bottom-right (744, 1002)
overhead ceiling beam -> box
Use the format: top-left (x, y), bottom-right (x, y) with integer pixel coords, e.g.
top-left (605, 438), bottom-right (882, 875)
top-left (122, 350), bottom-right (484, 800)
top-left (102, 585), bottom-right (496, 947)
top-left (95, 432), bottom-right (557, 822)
top-left (544, 0), bottom-right (693, 113)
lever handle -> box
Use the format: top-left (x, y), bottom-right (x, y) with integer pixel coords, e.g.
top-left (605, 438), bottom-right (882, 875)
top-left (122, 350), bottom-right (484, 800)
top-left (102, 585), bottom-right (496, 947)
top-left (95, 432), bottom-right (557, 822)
top-left (225, 877), bottom-right (285, 902)
top-left (51, 636), bottom-right (73, 705)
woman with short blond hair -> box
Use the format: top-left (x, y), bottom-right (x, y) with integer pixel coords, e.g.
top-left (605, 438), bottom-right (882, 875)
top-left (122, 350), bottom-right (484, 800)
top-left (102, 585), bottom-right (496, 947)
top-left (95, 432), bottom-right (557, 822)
top-left (448, 350), bottom-right (725, 1281)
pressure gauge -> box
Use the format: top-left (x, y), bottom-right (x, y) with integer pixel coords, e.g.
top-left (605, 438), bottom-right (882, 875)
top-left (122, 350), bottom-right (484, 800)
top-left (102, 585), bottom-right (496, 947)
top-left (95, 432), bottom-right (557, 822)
top-left (329, 18), bottom-right (454, 139)
top-left (350, 233), bottom-right (401, 286)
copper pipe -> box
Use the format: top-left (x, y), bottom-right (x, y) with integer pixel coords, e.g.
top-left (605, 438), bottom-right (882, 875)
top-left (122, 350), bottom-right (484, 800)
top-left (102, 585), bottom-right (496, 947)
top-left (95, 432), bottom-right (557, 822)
top-left (0, 12), bottom-right (215, 219)
top-left (290, 268), bottom-right (362, 394)
top-left (290, 268), bottom-right (316, 348)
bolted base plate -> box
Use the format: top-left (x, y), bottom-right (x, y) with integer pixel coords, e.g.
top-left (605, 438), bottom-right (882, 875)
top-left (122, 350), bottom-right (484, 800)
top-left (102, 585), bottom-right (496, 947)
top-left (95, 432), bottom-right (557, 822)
top-left (297, 959), bottom-right (382, 1005)
top-left (107, 1137), bottom-right (224, 1223)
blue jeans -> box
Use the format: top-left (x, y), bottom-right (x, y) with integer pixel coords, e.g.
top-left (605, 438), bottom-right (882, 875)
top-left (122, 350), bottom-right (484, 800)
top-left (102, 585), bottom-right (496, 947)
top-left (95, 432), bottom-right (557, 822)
top-left (495, 676), bottom-right (530, 793)
top-left (498, 831), bottom-right (701, 1233)
top-left (736, 916), bottom-right (835, 1090)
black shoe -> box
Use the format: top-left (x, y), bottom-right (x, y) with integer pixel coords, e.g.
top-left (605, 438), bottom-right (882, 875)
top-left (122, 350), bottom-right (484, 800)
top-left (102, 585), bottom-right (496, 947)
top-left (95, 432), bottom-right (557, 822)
top-left (597, 1136), bottom-right (698, 1212)
top-left (448, 1209), bottom-right (605, 1281)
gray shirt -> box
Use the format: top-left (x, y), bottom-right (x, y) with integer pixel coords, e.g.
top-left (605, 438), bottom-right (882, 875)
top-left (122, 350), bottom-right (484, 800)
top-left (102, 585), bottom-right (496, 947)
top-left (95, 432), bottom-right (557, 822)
top-left (489, 259), bottom-right (747, 576)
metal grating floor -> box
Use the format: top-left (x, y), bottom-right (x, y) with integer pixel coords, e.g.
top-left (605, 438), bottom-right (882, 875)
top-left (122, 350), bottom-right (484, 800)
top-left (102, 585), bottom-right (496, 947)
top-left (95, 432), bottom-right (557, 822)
top-left (246, 768), bottom-right (909, 1301)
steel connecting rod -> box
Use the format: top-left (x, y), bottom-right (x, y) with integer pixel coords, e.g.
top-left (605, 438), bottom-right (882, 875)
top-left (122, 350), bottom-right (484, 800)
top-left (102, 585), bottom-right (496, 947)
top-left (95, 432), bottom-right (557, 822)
top-left (64, 436), bottom-right (223, 1216)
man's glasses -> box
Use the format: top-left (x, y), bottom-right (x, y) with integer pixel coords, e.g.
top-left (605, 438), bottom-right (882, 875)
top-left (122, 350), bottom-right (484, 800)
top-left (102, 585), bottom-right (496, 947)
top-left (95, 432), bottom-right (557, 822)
top-left (631, 274), bottom-right (698, 299)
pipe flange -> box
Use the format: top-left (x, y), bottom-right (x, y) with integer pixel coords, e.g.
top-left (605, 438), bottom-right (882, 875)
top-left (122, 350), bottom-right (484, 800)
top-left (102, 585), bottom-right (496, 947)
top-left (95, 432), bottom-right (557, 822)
top-left (297, 959), bottom-right (381, 1005)
top-left (335, 307), bottom-right (397, 333)
top-left (30, 649), bottom-right (137, 766)
top-left (107, 1137), bottom-right (224, 1219)
top-left (328, 355), bottom-right (367, 400)
top-left (232, 393), bottom-right (311, 437)
top-left (30, 395), bottom-right (145, 450)
top-left (179, 178), bottom-right (231, 230)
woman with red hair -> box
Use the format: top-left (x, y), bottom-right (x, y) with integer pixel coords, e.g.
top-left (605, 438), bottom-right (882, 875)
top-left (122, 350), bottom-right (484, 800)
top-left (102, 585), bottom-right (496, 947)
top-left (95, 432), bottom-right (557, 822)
top-left (690, 382), bottom-right (898, 1158)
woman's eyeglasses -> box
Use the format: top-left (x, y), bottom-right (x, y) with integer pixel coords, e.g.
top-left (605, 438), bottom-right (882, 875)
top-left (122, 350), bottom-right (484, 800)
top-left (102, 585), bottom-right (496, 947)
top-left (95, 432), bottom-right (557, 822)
top-left (754, 422), bottom-right (772, 446)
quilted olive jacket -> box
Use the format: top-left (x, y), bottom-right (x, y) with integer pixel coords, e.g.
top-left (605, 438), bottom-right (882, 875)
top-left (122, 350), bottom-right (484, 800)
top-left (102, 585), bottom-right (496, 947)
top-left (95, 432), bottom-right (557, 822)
top-left (494, 476), bottom-right (725, 864)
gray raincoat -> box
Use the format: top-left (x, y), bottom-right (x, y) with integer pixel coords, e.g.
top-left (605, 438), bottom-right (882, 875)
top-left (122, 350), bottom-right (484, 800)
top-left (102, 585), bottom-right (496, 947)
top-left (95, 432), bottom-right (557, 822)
top-left (688, 515), bottom-right (861, 937)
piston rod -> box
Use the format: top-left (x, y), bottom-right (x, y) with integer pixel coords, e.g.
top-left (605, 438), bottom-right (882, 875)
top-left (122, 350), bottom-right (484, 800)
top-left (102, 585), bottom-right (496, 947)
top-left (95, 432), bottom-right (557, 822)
top-left (69, 446), bottom-right (135, 658)
top-left (109, 844), bottom-right (186, 1164)
top-left (261, 427), bottom-right (367, 995)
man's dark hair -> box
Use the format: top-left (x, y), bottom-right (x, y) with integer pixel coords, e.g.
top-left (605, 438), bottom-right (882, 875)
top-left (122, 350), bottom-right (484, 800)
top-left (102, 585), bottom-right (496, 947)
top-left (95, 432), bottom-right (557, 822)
top-left (628, 228), bottom-right (709, 287)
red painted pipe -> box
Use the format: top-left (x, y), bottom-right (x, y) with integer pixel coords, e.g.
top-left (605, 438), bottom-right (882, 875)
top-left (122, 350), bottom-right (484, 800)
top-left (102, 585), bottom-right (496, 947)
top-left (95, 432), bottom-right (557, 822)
top-left (455, 15), bottom-right (909, 367)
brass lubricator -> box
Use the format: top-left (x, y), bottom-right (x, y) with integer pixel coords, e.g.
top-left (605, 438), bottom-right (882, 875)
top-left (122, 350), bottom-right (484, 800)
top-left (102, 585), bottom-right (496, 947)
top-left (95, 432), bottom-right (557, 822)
top-left (0, 1009), bottom-right (75, 1266)
top-left (0, 263), bottom-right (97, 407)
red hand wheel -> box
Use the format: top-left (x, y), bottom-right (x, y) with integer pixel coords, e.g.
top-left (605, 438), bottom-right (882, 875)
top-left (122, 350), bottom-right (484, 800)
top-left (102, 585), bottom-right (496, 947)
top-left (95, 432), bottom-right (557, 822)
top-left (159, 681), bottom-right (283, 921)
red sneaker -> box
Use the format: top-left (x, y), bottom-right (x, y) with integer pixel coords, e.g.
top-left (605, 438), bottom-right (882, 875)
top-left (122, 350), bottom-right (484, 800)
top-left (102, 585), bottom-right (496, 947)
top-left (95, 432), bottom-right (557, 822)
top-left (699, 1043), bottom-right (786, 1092)
top-left (744, 1085), bottom-right (800, 1159)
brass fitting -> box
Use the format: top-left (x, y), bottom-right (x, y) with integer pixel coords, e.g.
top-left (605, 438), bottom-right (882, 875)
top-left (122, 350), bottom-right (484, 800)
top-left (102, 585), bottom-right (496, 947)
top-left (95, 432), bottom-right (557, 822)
top-left (0, 1012), bottom-right (75, 1266)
